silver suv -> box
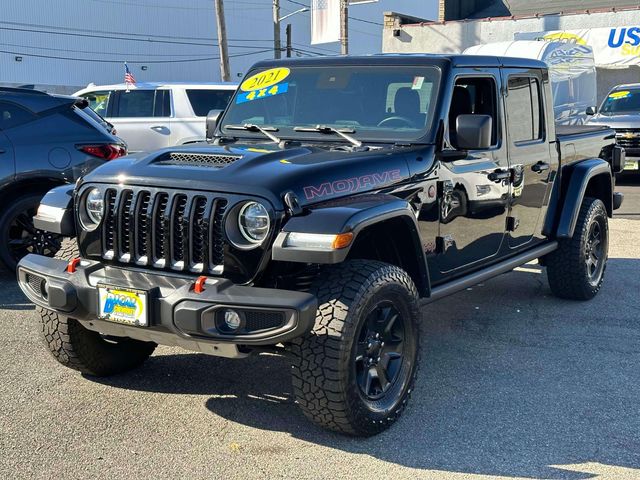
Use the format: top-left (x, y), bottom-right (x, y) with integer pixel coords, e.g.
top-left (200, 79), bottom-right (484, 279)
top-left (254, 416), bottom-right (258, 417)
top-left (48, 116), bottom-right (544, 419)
top-left (586, 83), bottom-right (640, 171)
top-left (74, 82), bottom-right (237, 153)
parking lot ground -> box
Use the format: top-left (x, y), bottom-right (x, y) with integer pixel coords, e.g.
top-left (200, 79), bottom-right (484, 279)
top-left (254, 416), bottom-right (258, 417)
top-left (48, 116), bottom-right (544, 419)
top-left (1, 219), bottom-right (639, 480)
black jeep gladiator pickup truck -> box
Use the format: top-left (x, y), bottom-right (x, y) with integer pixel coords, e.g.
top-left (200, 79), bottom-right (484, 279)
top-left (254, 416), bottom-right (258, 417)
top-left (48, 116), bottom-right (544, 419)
top-left (18, 55), bottom-right (624, 436)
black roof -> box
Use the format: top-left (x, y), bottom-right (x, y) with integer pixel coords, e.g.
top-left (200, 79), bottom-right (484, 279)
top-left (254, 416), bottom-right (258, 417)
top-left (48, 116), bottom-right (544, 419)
top-left (252, 54), bottom-right (546, 71)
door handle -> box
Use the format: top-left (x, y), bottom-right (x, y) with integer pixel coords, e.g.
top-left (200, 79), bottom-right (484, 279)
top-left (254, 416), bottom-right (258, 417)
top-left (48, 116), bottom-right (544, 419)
top-left (532, 161), bottom-right (550, 173)
top-left (488, 169), bottom-right (511, 182)
top-left (0, 149), bottom-right (5, 154)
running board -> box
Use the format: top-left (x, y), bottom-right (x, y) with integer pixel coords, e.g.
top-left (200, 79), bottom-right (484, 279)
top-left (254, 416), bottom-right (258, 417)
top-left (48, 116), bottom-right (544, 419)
top-left (423, 241), bottom-right (558, 305)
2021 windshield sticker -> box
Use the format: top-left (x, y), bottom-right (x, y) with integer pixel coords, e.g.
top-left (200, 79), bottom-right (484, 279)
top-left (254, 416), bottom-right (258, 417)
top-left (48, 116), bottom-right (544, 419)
top-left (237, 67), bottom-right (290, 104)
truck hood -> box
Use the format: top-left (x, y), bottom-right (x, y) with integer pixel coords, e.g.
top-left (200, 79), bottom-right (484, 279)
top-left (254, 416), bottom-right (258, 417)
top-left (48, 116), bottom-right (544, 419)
top-left (586, 114), bottom-right (640, 129)
top-left (81, 142), bottom-right (425, 209)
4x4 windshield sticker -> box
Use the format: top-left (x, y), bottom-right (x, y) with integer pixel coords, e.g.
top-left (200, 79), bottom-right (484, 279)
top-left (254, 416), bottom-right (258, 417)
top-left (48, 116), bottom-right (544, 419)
top-left (240, 67), bottom-right (290, 92)
top-left (236, 82), bottom-right (289, 104)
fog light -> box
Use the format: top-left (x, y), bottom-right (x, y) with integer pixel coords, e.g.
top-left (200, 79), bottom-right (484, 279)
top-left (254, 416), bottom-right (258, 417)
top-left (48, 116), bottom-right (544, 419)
top-left (223, 309), bottom-right (242, 331)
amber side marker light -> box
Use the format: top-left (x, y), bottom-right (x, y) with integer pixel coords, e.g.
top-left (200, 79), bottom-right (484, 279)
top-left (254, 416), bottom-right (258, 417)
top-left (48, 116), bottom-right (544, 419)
top-left (332, 232), bottom-right (354, 249)
top-left (283, 232), bottom-right (355, 250)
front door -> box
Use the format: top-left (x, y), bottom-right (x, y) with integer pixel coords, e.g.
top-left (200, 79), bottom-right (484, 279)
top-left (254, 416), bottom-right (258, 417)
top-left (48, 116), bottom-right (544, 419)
top-left (502, 70), bottom-right (555, 248)
top-left (433, 71), bottom-right (510, 278)
top-left (110, 89), bottom-right (172, 153)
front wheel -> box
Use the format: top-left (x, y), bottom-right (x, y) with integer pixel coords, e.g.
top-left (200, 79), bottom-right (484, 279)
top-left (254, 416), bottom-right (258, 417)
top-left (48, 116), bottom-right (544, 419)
top-left (290, 260), bottom-right (420, 436)
top-left (39, 238), bottom-right (156, 376)
top-left (546, 197), bottom-right (609, 300)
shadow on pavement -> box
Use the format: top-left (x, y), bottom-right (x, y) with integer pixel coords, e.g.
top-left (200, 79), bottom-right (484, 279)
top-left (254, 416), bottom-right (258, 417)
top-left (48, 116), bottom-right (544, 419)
top-left (92, 258), bottom-right (640, 479)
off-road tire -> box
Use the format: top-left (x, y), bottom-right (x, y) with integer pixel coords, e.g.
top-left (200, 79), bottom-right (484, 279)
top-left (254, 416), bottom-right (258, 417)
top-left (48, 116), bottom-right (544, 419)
top-left (290, 260), bottom-right (420, 436)
top-left (546, 196), bottom-right (609, 300)
top-left (38, 238), bottom-right (156, 376)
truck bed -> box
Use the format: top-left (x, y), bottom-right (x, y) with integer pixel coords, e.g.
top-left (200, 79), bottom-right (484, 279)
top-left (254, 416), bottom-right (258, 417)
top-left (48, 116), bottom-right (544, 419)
top-left (556, 124), bottom-right (616, 165)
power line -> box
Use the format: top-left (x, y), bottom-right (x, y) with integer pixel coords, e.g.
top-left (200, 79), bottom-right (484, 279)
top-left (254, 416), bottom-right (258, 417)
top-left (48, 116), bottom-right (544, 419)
top-left (0, 48), bottom-right (273, 64)
top-left (0, 20), bottom-right (271, 44)
top-left (0, 24), bottom-right (278, 51)
top-left (0, 42), bottom-right (218, 58)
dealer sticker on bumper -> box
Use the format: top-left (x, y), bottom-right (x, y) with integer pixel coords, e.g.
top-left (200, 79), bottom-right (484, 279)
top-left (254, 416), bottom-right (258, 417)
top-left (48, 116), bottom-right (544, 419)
top-left (98, 285), bottom-right (148, 327)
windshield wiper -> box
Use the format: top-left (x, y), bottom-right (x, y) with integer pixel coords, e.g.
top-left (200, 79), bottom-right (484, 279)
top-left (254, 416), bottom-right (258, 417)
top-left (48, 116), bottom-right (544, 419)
top-left (226, 124), bottom-right (281, 143)
top-left (293, 125), bottom-right (362, 148)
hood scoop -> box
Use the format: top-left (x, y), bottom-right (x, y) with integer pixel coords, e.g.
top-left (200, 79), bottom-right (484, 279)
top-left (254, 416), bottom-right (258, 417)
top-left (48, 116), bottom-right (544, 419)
top-left (154, 151), bottom-right (243, 168)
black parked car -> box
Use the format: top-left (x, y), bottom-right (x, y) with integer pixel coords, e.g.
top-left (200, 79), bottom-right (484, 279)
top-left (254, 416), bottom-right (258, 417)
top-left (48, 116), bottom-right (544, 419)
top-left (0, 87), bottom-right (126, 270)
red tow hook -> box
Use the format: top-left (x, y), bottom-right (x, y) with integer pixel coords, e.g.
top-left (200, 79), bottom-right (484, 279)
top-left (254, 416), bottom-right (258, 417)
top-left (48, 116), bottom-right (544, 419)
top-left (194, 276), bottom-right (208, 294)
top-left (67, 257), bottom-right (81, 273)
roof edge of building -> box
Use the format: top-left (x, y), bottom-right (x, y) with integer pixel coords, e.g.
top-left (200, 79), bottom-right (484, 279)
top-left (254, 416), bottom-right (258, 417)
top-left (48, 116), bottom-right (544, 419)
top-left (385, 5), bottom-right (640, 28)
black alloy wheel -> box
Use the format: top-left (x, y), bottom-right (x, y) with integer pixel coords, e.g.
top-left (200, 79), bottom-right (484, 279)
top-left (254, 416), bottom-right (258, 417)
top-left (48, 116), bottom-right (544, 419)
top-left (585, 219), bottom-right (606, 285)
top-left (354, 302), bottom-right (406, 401)
top-left (0, 193), bottom-right (63, 270)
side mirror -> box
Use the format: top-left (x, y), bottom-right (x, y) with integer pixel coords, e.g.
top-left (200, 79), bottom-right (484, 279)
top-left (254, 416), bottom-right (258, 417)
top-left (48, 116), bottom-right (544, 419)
top-left (206, 109), bottom-right (223, 140)
top-left (455, 114), bottom-right (492, 150)
top-left (586, 106), bottom-right (597, 115)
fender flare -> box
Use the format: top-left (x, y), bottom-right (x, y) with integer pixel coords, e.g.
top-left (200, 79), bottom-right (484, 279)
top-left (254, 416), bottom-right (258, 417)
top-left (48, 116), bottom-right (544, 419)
top-left (32, 184), bottom-right (76, 236)
top-left (547, 158), bottom-right (612, 239)
top-left (272, 195), bottom-right (430, 296)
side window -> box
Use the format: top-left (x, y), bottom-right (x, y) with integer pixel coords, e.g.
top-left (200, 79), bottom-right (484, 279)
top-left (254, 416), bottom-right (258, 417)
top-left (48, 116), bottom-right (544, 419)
top-left (0, 102), bottom-right (36, 130)
top-left (115, 90), bottom-right (169, 118)
top-left (449, 77), bottom-right (499, 148)
top-left (186, 89), bottom-right (234, 117)
top-left (507, 76), bottom-right (544, 143)
top-left (80, 90), bottom-right (112, 117)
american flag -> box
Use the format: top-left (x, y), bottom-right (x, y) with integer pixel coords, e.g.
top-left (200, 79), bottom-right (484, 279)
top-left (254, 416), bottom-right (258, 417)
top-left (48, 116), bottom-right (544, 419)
top-left (124, 63), bottom-right (136, 86)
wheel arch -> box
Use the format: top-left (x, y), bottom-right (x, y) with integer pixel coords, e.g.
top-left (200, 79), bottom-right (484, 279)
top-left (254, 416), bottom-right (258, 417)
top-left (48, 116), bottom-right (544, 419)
top-left (272, 195), bottom-right (431, 297)
top-left (544, 158), bottom-right (612, 239)
top-left (0, 176), bottom-right (66, 207)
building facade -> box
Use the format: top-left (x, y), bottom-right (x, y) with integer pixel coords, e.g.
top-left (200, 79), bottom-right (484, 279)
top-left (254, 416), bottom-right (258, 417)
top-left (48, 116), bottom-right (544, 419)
top-left (384, 4), bottom-right (640, 101)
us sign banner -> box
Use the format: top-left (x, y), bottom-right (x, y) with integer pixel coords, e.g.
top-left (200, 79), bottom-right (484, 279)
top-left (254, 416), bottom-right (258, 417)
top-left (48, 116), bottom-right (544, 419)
top-left (517, 27), bottom-right (640, 66)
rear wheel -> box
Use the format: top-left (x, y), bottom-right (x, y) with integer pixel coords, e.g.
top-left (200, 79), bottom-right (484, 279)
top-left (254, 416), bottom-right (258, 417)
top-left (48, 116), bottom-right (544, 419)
top-left (546, 197), bottom-right (609, 300)
top-left (0, 192), bottom-right (62, 270)
top-left (290, 260), bottom-right (420, 436)
top-left (39, 238), bottom-right (156, 376)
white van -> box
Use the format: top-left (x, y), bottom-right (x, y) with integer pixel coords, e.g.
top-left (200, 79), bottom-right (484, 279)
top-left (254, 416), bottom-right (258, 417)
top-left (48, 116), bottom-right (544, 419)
top-left (464, 41), bottom-right (598, 125)
top-left (74, 82), bottom-right (238, 152)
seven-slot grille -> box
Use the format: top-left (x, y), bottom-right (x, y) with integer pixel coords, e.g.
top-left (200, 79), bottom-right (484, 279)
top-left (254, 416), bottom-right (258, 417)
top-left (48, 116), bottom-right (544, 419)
top-left (101, 187), bottom-right (227, 274)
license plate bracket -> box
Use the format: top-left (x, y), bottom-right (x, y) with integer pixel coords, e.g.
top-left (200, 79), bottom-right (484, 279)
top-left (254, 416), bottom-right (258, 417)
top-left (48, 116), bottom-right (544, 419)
top-left (98, 284), bottom-right (149, 327)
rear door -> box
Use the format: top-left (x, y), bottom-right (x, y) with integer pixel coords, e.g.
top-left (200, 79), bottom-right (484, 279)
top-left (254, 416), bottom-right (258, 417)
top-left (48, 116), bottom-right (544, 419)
top-left (503, 69), bottom-right (555, 248)
top-left (110, 89), bottom-right (172, 152)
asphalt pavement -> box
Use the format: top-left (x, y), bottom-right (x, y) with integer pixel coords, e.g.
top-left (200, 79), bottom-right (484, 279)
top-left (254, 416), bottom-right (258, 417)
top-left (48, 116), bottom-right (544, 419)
top-left (1, 192), bottom-right (640, 479)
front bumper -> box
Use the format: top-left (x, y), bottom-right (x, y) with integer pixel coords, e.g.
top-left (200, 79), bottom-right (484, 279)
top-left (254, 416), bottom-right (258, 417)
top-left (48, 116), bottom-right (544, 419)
top-left (17, 254), bottom-right (317, 358)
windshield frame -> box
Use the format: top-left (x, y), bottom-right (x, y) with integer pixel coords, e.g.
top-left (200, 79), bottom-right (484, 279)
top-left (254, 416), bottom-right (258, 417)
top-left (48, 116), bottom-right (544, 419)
top-left (217, 64), bottom-right (442, 145)
top-left (599, 87), bottom-right (640, 115)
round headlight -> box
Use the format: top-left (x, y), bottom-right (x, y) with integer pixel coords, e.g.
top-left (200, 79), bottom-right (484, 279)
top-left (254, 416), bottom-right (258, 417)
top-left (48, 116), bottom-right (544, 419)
top-left (82, 188), bottom-right (104, 230)
top-left (238, 202), bottom-right (270, 243)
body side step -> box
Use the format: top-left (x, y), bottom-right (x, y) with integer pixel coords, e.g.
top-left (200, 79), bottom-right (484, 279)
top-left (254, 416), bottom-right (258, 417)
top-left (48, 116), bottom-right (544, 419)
top-left (423, 241), bottom-right (558, 305)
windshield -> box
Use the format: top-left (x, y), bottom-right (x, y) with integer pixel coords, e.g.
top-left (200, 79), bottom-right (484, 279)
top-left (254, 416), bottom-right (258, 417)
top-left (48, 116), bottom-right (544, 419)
top-left (600, 88), bottom-right (640, 114)
top-left (220, 65), bottom-right (440, 143)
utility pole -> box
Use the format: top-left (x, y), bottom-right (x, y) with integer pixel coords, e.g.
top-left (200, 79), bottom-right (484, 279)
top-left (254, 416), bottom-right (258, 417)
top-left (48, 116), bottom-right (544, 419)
top-left (214, 0), bottom-right (231, 81)
top-left (286, 24), bottom-right (292, 58)
top-left (273, 0), bottom-right (282, 59)
top-left (340, 0), bottom-right (348, 56)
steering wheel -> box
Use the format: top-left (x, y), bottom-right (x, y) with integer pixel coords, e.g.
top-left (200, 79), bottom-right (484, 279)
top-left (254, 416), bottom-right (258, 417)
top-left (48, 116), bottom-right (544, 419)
top-left (377, 116), bottom-right (415, 128)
